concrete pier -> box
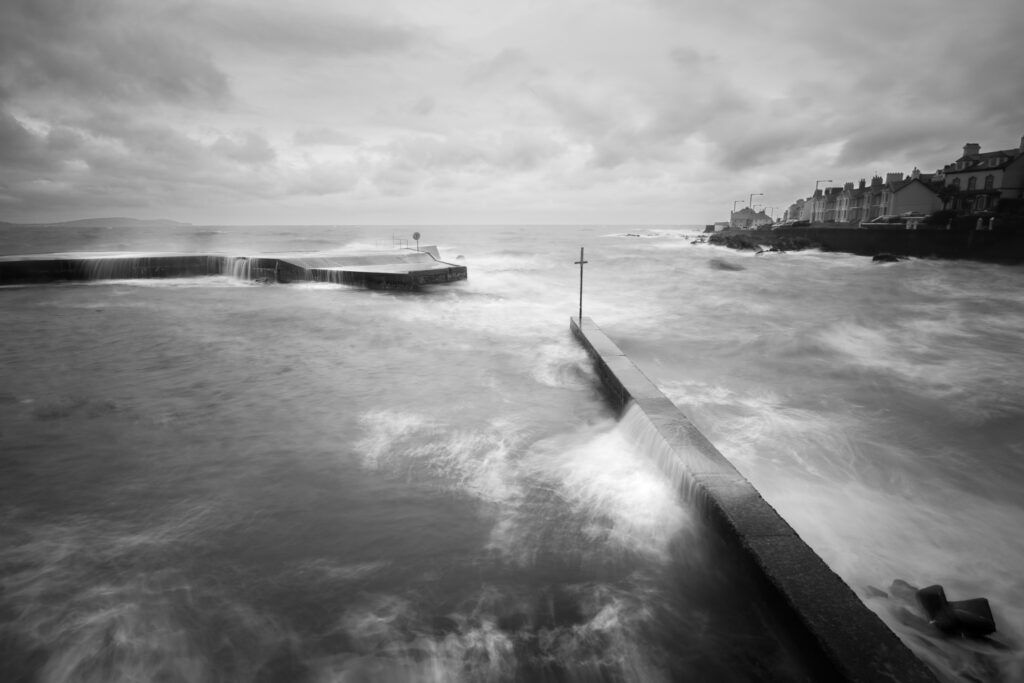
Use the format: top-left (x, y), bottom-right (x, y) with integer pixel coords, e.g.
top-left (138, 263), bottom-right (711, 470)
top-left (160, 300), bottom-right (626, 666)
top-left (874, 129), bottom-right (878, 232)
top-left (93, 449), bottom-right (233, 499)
top-left (571, 316), bottom-right (938, 683)
top-left (0, 248), bottom-right (466, 289)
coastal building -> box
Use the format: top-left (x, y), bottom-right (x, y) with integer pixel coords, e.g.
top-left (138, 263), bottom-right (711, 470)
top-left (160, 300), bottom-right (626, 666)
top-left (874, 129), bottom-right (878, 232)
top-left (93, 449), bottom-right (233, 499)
top-left (835, 183), bottom-right (856, 222)
top-left (940, 138), bottom-right (1024, 213)
top-left (805, 189), bottom-right (827, 222)
top-left (848, 180), bottom-right (871, 222)
top-left (729, 206), bottom-right (773, 229)
top-left (822, 187), bottom-right (843, 222)
top-left (783, 198), bottom-right (805, 222)
top-left (775, 133), bottom-right (1023, 225)
top-left (790, 172), bottom-right (943, 225)
top-left (888, 171), bottom-right (943, 216)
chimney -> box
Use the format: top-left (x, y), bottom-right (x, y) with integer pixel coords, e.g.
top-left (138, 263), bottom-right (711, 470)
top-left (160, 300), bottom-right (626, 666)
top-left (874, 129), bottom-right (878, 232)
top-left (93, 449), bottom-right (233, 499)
top-left (963, 143), bottom-right (980, 157)
top-left (844, 182), bottom-right (854, 190)
top-left (886, 172), bottom-right (904, 184)
top-left (871, 175), bottom-right (882, 187)
top-left (859, 178), bottom-right (866, 189)
top-left (911, 167), bottom-right (920, 179)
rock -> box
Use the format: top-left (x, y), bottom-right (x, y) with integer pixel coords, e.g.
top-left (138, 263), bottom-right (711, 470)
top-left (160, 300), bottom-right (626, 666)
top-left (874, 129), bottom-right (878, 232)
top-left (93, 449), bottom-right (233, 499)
top-left (872, 253), bottom-right (907, 263)
top-left (709, 258), bottom-right (745, 271)
top-left (869, 579), bottom-right (1009, 681)
top-left (917, 584), bottom-right (997, 638)
top-left (708, 231), bottom-right (817, 253)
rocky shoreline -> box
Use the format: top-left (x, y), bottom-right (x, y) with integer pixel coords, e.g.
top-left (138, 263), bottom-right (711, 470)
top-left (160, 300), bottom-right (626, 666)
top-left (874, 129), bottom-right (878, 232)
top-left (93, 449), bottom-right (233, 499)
top-left (708, 224), bottom-right (1024, 263)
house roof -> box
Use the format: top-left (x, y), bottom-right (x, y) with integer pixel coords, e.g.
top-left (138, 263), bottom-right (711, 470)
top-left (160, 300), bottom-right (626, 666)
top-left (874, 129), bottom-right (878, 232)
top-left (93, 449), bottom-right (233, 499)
top-left (890, 177), bottom-right (939, 196)
top-left (732, 207), bottom-right (770, 218)
top-left (945, 147), bottom-right (1023, 174)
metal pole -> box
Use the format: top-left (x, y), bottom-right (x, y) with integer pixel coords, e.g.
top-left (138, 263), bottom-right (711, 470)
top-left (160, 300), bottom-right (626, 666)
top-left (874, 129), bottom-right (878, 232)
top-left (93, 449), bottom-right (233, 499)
top-left (574, 247), bottom-right (588, 323)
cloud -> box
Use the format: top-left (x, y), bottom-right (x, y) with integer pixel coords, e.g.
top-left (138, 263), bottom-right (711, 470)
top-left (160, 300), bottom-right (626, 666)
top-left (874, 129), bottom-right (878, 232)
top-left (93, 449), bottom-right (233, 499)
top-left (360, 128), bottom-right (568, 198)
top-left (293, 127), bottom-right (359, 147)
top-left (465, 48), bottom-right (533, 83)
top-left (211, 132), bottom-right (277, 165)
top-left (0, 108), bottom-right (49, 169)
top-left (379, 129), bottom-right (563, 173)
top-left (287, 161), bottom-right (360, 196)
top-left (837, 123), bottom-right (953, 169)
top-left (0, 0), bottom-right (230, 108)
top-left (526, 67), bottom-right (748, 170)
top-left (0, 109), bottom-right (355, 218)
top-left (184, 2), bottom-right (421, 58)
top-left (411, 96), bottom-right (435, 116)
top-left (668, 47), bottom-right (714, 68)
top-left (1, 0), bottom-right (1022, 224)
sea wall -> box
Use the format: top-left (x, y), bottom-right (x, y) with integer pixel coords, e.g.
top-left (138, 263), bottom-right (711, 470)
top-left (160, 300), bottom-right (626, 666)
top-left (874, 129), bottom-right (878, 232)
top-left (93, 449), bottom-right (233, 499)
top-left (570, 316), bottom-right (938, 683)
top-left (0, 255), bottom-right (227, 284)
top-left (0, 249), bottom-right (467, 289)
top-left (712, 226), bottom-right (1024, 261)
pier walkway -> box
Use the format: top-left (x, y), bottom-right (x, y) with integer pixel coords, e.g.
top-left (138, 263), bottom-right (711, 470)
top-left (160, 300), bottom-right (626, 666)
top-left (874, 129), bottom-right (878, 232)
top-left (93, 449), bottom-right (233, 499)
top-left (571, 316), bottom-right (938, 683)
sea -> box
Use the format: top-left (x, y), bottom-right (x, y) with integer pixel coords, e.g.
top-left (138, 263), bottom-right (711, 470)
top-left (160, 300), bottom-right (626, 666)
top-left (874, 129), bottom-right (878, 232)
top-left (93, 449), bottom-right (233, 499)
top-left (1, 223), bottom-right (1022, 683)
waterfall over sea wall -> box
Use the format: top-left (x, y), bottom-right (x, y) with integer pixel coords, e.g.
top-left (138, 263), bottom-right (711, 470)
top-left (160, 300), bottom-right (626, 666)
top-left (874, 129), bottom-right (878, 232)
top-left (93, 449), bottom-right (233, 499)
top-left (229, 256), bottom-right (253, 281)
top-left (82, 255), bottom-right (229, 280)
top-left (617, 402), bottom-right (689, 495)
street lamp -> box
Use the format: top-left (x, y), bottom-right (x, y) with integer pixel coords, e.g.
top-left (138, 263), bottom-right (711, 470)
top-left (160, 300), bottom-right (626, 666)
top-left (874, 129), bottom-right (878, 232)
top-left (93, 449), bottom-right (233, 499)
top-left (815, 179), bottom-right (832, 193)
top-left (749, 192), bottom-right (763, 207)
top-left (732, 200), bottom-right (743, 212)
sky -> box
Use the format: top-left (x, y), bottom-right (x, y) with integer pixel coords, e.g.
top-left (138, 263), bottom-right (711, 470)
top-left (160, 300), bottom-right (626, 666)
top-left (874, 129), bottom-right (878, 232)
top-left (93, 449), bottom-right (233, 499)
top-left (1, 0), bottom-right (1022, 226)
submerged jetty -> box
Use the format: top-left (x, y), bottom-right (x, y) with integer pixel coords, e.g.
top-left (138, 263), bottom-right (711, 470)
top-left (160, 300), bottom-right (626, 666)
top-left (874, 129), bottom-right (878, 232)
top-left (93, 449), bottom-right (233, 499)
top-left (0, 247), bottom-right (467, 289)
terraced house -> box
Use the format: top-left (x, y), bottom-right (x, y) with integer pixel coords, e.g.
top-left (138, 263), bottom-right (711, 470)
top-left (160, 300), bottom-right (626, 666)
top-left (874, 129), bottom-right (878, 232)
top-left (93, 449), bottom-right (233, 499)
top-left (784, 135), bottom-right (1024, 224)
top-left (938, 138), bottom-right (1024, 213)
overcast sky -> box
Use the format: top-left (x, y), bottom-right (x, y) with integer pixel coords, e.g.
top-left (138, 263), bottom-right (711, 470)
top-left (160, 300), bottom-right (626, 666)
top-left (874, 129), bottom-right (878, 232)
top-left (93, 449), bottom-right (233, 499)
top-left (1, 0), bottom-right (1022, 225)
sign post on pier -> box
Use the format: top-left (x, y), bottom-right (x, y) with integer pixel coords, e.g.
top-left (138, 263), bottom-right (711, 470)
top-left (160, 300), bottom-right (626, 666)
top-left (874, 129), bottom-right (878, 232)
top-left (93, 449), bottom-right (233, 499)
top-left (574, 247), bottom-right (588, 323)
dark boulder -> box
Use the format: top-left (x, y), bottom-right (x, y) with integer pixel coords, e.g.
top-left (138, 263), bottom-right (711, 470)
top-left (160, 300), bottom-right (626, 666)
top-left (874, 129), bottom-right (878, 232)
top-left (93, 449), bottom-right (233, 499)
top-left (872, 253), bottom-right (908, 263)
top-left (708, 258), bottom-right (745, 271)
top-left (916, 584), bottom-right (996, 638)
top-left (707, 232), bottom-right (760, 250)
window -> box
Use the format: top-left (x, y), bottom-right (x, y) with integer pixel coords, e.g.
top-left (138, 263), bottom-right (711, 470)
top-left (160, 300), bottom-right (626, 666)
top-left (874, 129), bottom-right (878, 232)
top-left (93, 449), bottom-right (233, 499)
top-left (952, 177), bottom-right (961, 189)
top-left (985, 175), bottom-right (995, 190)
top-left (968, 177), bottom-right (977, 190)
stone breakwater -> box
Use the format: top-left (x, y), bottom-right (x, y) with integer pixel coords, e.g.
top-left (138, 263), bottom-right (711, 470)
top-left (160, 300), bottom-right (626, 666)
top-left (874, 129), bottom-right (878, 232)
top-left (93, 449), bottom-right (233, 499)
top-left (0, 248), bottom-right (467, 289)
top-left (570, 315), bottom-right (940, 683)
top-left (710, 225), bottom-right (1024, 262)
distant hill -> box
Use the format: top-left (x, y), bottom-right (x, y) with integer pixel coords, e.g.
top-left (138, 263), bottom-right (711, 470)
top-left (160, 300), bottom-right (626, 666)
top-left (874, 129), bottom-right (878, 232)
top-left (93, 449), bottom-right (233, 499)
top-left (1, 217), bottom-right (192, 228)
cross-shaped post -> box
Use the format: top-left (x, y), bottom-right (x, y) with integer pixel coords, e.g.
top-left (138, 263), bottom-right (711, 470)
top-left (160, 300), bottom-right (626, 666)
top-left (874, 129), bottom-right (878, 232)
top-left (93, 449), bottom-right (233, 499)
top-left (574, 247), bottom-right (588, 324)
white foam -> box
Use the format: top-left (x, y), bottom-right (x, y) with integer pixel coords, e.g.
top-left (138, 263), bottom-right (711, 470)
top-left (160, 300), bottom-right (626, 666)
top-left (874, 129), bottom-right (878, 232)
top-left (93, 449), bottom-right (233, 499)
top-left (355, 410), bottom-right (523, 504)
top-left (0, 508), bottom-right (284, 683)
top-left (517, 420), bottom-right (692, 563)
top-left (356, 410), bottom-right (691, 565)
top-left (529, 341), bottom-right (592, 388)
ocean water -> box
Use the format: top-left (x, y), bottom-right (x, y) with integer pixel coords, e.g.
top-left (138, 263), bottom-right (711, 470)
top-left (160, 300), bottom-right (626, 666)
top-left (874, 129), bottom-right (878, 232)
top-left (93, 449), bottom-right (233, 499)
top-left (1, 224), bottom-right (1022, 682)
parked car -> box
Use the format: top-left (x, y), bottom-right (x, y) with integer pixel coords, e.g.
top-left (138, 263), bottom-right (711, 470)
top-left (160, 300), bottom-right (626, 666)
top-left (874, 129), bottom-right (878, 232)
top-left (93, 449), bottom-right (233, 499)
top-left (860, 215), bottom-right (905, 227)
